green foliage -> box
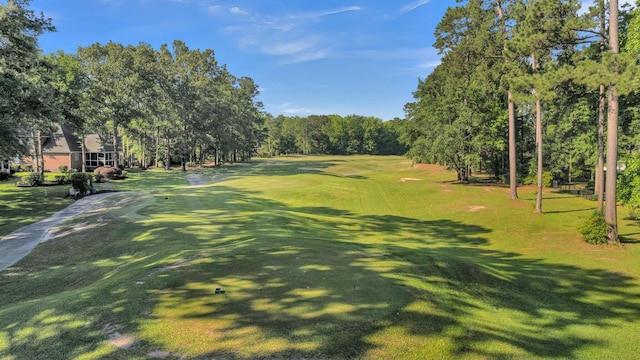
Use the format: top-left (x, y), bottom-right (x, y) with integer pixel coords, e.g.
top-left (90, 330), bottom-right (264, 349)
top-left (57, 165), bottom-right (68, 173)
top-left (54, 175), bottom-right (67, 184)
top-left (523, 170), bottom-right (554, 187)
top-left (0, 0), bottom-right (56, 160)
top-left (10, 164), bottom-right (20, 173)
top-left (94, 173), bottom-right (104, 183)
top-left (19, 173), bottom-right (43, 186)
top-left (579, 211), bottom-right (610, 245)
top-left (618, 153), bottom-right (640, 218)
top-left (0, 171), bottom-right (10, 181)
top-left (70, 172), bottom-right (92, 193)
top-left (264, 114), bottom-right (404, 156)
top-left (94, 166), bottom-right (122, 179)
top-left (23, 164), bottom-right (33, 172)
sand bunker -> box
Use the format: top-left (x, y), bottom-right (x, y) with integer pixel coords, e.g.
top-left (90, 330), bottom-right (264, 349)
top-left (468, 206), bottom-right (488, 212)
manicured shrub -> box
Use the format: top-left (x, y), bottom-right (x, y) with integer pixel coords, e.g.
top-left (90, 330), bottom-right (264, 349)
top-left (94, 173), bottom-right (105, 183)
top-left (24, 164), bottom-right (33, 172)
top-left (94, 167), bottom-right (122, 179)
top-left (70, 172), bottom-right (93, 194)
top-left (58, 165), bottom-right (68, 173)
top-left (54, 175), bottom-right (68, 184)
top-left (19, 173), bottom-right (44, 186)
top-left (579, 211), bottom-right (609, 245)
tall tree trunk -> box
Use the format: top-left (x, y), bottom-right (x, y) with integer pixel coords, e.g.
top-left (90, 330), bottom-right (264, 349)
top-left (155, 126), bottom-right (160, 168)
top-left (597, 84), bottom-right (605, 211)
top-left (81, 131), bottom-right (87, 173)
top-left (532, 52), bottom-right (543, 213)
top-left (113, 121), bottom-right (120, 169)
top-left (36, 129), bottom-right (43, 175)
top-left (508, 91), bottom-right (518, 199)
top-left (165, 134), bottom-right (171, 170)
top-left (596, 0), bottom-right (606, 212)
top-left (606, 0), bottom-right (619, 243)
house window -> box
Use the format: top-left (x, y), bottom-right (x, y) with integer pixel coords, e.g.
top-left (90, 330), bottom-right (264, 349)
top-left (85, 152), bottom-right (115, 168)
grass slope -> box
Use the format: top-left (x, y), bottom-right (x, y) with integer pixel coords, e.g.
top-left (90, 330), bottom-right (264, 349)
top-left (1, 155), bottom-right (639, 359)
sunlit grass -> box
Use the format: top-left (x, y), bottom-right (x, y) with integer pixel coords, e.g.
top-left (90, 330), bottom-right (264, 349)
top-left (1, 155), bottom-right (640, 359)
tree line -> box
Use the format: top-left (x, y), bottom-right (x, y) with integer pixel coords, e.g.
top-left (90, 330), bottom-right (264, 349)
top-left (262, 114), bottom-right (406, 156)
top-left (400, 0), bottom-right (640, 243)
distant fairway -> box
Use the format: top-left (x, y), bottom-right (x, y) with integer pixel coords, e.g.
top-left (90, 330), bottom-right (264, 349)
top-left (1, 155), bottom-right (639, 359)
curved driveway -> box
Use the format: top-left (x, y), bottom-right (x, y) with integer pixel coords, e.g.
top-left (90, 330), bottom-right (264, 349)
top-left (0, 192), bottom-right (120, 271)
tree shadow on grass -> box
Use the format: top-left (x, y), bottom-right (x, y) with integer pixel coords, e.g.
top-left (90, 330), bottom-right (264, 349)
top-left (1, 184), bottom-right (639, 359)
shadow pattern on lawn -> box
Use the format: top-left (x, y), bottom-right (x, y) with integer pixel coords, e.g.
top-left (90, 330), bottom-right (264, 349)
top-left (1, 178), bottom-right (639, 358)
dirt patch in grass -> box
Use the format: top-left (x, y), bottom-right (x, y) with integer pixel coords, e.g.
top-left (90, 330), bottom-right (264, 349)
top-left (400, 178), bottom-right (421, 182)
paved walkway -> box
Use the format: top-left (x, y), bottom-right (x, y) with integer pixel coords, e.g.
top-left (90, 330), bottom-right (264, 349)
top-left (0, 192), bottom-right (121, 271)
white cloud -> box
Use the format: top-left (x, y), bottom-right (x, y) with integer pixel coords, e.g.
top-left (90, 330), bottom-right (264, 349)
top-left (418, 61), bottom-right (440, 69)
top-left (208, 5), bottom-right (224, 14)
top-left (262, 39), bottom-right (318, 56)
top-left (280, 103), bottom-right (313, 115)
top-left (279, 49), bottom-right (329, 65)
top-left (400, 0), bottom-right (431, 15)
top-left (230, 6), bottom-right (249, 16)
top-left (298, 6), bottom-right (363, 19)
top-left (207, 5), bottom-right (362, 64)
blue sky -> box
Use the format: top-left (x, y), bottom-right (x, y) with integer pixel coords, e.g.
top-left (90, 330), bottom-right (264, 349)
top-left (30, 0), bottom-right (628, 120)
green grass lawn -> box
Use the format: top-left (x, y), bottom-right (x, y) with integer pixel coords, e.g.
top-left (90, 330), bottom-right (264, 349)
top-left (1, 156), bottom-right (639, 359)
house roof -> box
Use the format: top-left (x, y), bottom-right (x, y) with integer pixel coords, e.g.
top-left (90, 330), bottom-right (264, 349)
top-left (42, 124), bottom-right (118, 154)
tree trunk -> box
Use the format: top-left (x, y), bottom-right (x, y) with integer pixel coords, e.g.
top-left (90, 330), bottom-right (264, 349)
top-left (532, 52), bottom-right (543, 214)
top-left (81, 131), bottom-right (87, 173)
top-left (508, 94), bottom-right (518, 199)
top-left (165, 135), bottom-right (171, 170)
top-left (113, 121), bottom-right (120, 168)
top-left (606, 0), bottom-right (619, 243)
top-left (155, 127), bottom-right (160, 168)
top-left (595, 0), bottom-right (606, 212)
top-left (36, 129), bottom-right (43, 175)
top-left (535, 98), bottom-right (543, 213)
top-left (596, 84), bottom-right (605, 212)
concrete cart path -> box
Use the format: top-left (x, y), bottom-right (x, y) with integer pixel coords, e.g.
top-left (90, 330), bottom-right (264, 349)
top-left (0, 192), bottom-right (121, 271)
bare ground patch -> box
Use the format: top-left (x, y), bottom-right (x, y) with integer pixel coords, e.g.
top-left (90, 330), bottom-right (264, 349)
top-left (400, 178), bottom-right (422, 182)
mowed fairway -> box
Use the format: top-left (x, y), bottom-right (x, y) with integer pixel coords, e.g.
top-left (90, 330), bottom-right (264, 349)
top-left (1, 156), bottom-right (640, 359)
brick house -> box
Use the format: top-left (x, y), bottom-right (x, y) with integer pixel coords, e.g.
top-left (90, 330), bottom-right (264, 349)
top-left (36, 123), bottom-right (121, 172)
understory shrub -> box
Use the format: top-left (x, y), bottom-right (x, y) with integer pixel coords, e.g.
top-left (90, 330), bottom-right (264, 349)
top-left (94, 173), bottom-right (104, 183)
top-left (18, 173), bottom-right (44, 186)
top-left (579, 211), bottom-right (609, 245)
top-left (54, 175), bottom-right (68, 184)
top-left (618, 153), bottom-right (640, 219)
top-left (0, 171), bottom-right (10, 181)
top-left (94, 166), bottom-right (122, 179)
top-left (70, 172), bottom-right (92, 194)
top-left (10, 164), bottom-right (20, 173)
top-left (23, 164), bottom-right (33, 172)
top-left (58, 165), bottom-right (68, 173)
top-left (523, 170), bottom-right (553, 187)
